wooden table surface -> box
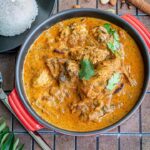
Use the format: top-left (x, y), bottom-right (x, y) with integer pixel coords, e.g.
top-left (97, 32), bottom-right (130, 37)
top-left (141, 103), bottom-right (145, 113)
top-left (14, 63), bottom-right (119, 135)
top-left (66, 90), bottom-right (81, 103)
top-left (0, 0), bottom-right (150, 149)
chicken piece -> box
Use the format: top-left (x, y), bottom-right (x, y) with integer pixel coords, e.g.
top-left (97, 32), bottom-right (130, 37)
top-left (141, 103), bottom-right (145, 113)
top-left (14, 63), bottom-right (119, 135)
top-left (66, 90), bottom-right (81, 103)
top-left (45, 31), bottom-right (55, 46)
top-left (78, 58), bottom-right (122, 99)
top-left (49, 85), bottom-right (69, 103)
top-left (85, 46), bottom-right (109, 64)
top-left (32, 70), bottom-right (53, 87)
top-left (89, 100), bottom-right (115, 123)
top-left (70, 96), bottom-right (113, 123)
top-left (97, 58), bottom-right (122, 81)
top-left (71, 99), bottom-right (89, 113)
top-left (78, 76), bottom-right (105, 99)
top-left (66, 60), bottom-right (79, 77)
top-left (104, 94), bottom-right (113, 109)
top-left (68, 23), bottom-right (88, 47)
top-left (71, 98), bottom-right (94, 122)
top-left (70, 46), bottom-right (109, 64)
top-left (70, 46), bottom-right (84, 60)
top-left (103, 105), bottom-right (115, 113)
top-left (59, 23), bottom-right (88, 47)
top-left (59, 26), bottom-right (71, 42)
top-left (88, 101), bottom-right (105, 122)
top-left (46, 58), bottom-right (79, 85)
top-left (92, 26), bottom-right (109, 42)
top-left (46, 58), bottom-right (65, 78)
top-left (89, 110), bottom-right (104, 122)
top-left (70, 94), bottom-right (114, 123)
top-left (34, 94), bottom-right (60, 118)
top-left (36, 95), bottom-right (57, 108)
top-left (46, 58), bottom-right (60, 78)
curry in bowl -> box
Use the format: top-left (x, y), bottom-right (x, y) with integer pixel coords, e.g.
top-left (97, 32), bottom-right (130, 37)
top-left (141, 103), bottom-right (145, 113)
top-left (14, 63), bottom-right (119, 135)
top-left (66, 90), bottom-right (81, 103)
top-left (23, 17), bottom-right (144, 131)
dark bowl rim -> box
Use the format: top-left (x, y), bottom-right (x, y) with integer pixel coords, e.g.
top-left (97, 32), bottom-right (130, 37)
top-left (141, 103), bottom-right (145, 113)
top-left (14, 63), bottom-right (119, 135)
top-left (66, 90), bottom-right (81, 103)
top-left (15, 8), bottom-right (150, 136)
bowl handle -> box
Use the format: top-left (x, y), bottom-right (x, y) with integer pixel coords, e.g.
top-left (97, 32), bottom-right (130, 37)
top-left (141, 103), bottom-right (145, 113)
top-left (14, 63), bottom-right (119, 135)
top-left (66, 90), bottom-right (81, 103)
top-left (8, 89), bottom-right (44, 131)
top-left (121, 14), bottom-right (150, 52)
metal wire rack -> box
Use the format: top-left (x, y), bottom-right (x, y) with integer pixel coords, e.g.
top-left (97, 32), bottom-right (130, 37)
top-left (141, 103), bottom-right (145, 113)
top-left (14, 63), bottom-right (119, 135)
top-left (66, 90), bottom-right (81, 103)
top-left (4, 0), bottom-right (150, 149)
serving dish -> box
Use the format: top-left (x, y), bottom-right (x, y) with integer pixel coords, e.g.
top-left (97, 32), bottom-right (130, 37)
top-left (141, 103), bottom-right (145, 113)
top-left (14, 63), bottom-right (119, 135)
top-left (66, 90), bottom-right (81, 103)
top-left (8, 9), bottom-right (150, 136)
top-left (0, 0), bottom-right (56, 53)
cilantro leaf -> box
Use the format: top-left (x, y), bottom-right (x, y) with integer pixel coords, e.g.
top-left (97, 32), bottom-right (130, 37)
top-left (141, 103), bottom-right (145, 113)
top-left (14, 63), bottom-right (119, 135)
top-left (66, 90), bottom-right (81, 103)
top-left (103, 23), bottom-right (111, 33)
top-left (79, 59), bottom-right (95, 80)
top-left (107, 42), bottom-right (115, 52)
top-left (106, 73), bottom-right (121, 90)
top-left (104, 23), bottom-right (120, 53)
top-left (107, 32), bottom-right (120, 53)
top-left (113, 31), bottom-right (119, 40)
top-left (107, 40), bottom-right (120, 53)
top-left (103, 23), bottom-right (115, 35)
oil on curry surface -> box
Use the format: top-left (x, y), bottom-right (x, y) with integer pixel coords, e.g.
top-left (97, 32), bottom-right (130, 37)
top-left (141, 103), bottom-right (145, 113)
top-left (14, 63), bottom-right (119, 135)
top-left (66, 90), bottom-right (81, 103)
top-left (23, 17), bottom-right (144, 131)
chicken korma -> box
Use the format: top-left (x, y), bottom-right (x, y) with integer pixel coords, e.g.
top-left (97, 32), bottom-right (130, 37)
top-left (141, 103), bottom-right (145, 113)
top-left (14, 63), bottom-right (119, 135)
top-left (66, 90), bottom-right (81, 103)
top-left (23, 17), bottom-right (144, 131)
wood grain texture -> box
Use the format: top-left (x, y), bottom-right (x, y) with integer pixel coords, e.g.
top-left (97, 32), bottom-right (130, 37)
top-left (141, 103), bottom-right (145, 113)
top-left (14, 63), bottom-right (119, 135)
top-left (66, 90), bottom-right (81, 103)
top-left (15, 134), bottom-right (32, 150)
top-left (34, 134), bottom-right (53, 150)
top-left (13, 117), bottom-right (26, 132)
top-left (141, 94), bottom-right (150, 132)
top-left (0, 53), bottom-right (16, 91)
top-left (142, 136), bottom-right (150, 150)
top-left (120, 136), bottom-right (140, 150)
top-left (77, 136), bottom-right (96, 150)
top-left (0, 101), bottom-right (12, 130)
top-left (99, 135), bottom-right (118, 150)
top-left (79, 0), bottom-right (96, 8)
top-left (55, 135), bottom-right (74, 150)
top-left (120, 109), bottom-right (139, 133)
top-left (59, 0), bottom-right (76, 11)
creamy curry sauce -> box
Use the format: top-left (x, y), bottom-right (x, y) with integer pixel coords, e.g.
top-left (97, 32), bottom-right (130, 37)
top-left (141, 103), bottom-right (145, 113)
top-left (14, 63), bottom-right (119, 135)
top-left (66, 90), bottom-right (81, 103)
top-left (23, 17), bottom-right (144, 131)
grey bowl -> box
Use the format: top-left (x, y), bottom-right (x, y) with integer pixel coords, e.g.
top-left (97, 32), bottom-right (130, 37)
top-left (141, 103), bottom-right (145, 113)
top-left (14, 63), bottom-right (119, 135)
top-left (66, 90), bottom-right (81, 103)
top-left (16, 8), bottom-right (150, 136)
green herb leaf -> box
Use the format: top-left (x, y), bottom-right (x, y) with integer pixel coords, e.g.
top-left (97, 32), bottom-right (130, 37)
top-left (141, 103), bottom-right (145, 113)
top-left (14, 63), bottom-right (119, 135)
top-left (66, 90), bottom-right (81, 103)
top-left (113, 31), bottom-right (119, 40)
top-left (1, 133), bottom-right (14, 150)
top-left (103, 23), bottom-right (115, 34)
top-left (0, 121), bottom-right (7, 132)
top-left (103, 23), bottom-right (111, 32)
top-left (104, 23), bottom-right (120, 53)
top-left (0, 118), bottom-right (24, 150)
top-left (107, 35), bottom-right (120, 53)
top-left (12, 139), bottom-right (19, 150)
top-left (107, 42), bottom-right (115, 52)
top-left (113, 39), bottom-right (120, 49)
top-left (79, 59), bottom-right (95, 80)
top-left (0, 127), bottom-right (9, 143)
top-left (17, 144), bottom-right (24, 150)
top-left (107, 40), bottom-right (120, 53)
top-left (106, 73), bottom-right (121, 90)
